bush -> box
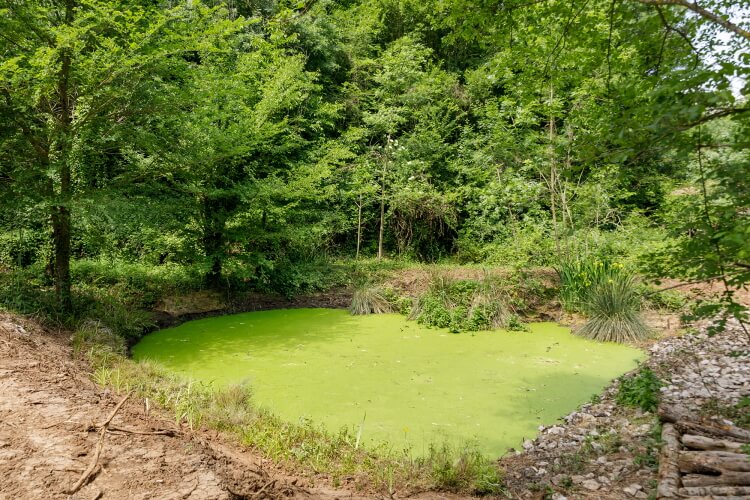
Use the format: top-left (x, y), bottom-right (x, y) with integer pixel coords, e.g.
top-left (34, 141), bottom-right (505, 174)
top-left (410, 273), bottom-right (524, 333)
top-left (261, 257), bottom-right (348, 299)
top-left (616, 367), bottom-right (662, 412)
top-left (576, 275), bottom-right (650, 343)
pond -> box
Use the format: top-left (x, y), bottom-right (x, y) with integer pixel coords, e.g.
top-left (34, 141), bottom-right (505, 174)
top-left (132, 308), bottom-right (643, 456)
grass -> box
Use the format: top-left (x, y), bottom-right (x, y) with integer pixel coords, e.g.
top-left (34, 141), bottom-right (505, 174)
top-left (556, 258), bottom-right (627, 313)
top-left (79, 336), bottom-right (505, 496)
top-left (349, 284), bottom-right (393, 315)
top-left (576, 275), bottom-right (650, 343)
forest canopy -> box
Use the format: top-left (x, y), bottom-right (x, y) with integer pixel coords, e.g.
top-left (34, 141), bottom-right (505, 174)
top-left (0, 0), bottom-right (748, 321)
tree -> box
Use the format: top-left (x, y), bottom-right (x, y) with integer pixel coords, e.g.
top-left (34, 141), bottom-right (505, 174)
top-left (0, 1), bottom-right (227, 311)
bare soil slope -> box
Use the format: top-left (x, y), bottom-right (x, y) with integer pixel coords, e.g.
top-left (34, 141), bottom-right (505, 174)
top-left (0, 315), bottom-right (336, 500)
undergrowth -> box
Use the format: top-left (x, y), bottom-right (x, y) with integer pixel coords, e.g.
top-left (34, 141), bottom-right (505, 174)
top-left (616, 367), bottom-right (662, 413)
top-left (79, 338), bottom-right (505, 496)
top-left (409, 272), bottom-right (537, 333)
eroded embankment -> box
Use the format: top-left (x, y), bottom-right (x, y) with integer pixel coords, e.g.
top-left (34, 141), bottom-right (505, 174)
top-left (0, 314), bottom-right (359, 500)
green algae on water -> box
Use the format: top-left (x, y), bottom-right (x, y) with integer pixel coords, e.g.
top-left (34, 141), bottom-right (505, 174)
top-left (132, 308), bottom-right (643, 456)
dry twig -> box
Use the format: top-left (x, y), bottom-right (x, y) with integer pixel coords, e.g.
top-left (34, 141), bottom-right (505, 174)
top-left (65, 392), bottom-right (132, 494)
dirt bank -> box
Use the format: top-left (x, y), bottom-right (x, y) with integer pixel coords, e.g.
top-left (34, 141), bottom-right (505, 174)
top-left (0, 314), bottom-right (366, 500)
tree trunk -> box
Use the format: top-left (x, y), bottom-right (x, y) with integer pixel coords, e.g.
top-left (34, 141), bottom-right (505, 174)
top-left (547, 84), bottom-right (561, 257)
top-left (657, 423), bottom-right (682, 498)
top-left (682, 434), bottom-right (744, 452)
top-left (356, 195), bottom-right (363, 259)
top-left (202, 197), bottom-right (225, 289)
top-left (377, 163), bottom-right (386, 261)
top-left (52, 0), bottom-right (75, 313)
top-left (681, 471), bottom-right (750, 487)
top-left (51, 205), bottom-right (72, 312)
top-left (678, 450), bottom-right (750, 474)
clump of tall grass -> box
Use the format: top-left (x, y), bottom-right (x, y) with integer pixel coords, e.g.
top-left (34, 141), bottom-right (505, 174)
top-left (423, 442), bottom-right (506, 495)
top-left (349, 284), bottom-right (393, 315)
top-left (72, 319), bottom-right (126, 357)
top-left (576, 275), bottom-right (650, 343)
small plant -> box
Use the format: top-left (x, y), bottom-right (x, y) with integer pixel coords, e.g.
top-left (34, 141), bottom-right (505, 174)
top-left (349, 284), bottom-right (393, 315)
top-left (633, 421), bottom-right (662, 469)
top-left (557, 258), bottom-right (627, 313)
top-left (576, 275), bottom-right (650, 343)
top-left (701, 396), bottom-right (750, 429)
top-left (423, 442), bottom-right (506, 495)
top-left (616, 367), bottom-right (662, 413)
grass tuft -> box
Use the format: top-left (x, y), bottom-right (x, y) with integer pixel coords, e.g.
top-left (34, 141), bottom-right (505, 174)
top-left (349, 284), bottom-right (393, 315)
top-left (576, 275), bottom-right (650, 343)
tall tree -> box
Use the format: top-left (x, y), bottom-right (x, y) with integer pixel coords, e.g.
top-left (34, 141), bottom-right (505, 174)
top-left (0, 1), bottom-right (228, 310)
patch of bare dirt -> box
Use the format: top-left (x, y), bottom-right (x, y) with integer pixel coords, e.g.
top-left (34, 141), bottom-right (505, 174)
top-left (0, 314), bottom-right (379, 500)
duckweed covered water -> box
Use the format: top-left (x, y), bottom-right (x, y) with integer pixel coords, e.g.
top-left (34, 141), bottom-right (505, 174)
top-left (132, 308), bottom-right (643, 456)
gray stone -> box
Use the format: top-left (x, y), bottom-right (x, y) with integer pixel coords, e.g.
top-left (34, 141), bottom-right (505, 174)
top-left (581, 479), bottom-right (600, 491)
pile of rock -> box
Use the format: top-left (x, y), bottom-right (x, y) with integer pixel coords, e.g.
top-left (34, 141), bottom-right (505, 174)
top-left (501, 318), bottom-right (749, 499)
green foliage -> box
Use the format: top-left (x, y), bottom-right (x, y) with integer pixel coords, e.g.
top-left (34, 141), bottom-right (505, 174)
top-left (639, 286), bottom-right (687, 312)
top-left (616, 367), bottom-right (662, 413)
top-left (557, 258), bottom-right (628, 313)
top-left (261, 257), bottom-right (348, 299)
top-left (576, 275), bottom-right (650, 343)
top-left (702, 396), bottom-right (750, 430)
top-left (410, 273), bottom-right (530, 333)
top-left (633, 420), bottom-right (662, 470)
top-left (424, 442), bottom-right (505, 495)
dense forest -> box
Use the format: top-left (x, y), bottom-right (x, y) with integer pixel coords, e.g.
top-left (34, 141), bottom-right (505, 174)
top-left (1, 0), bottom-right (748, 319)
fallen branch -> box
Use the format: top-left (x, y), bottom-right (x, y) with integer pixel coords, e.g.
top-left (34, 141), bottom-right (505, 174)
top-left (65, 392), bottom-right (132, 495)
top-left (678, 485), bottom-right (750, 496)
top-left (251, 478), bottom-right (276, 499)
top-left (657, 423), bottom-right (681, 498)
top-left (682, 434), bottom-right (744, 452)
top-left (107, 425), bottom-right (178, 436)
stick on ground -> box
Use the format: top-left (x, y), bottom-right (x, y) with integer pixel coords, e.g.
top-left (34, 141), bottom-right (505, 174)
top-left (65, 392), bottom-right (132, 495)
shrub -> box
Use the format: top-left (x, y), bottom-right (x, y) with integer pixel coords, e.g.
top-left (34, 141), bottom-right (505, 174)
top-left (349, 285), bottom-right (393, 315)
top-left (576, 275), bottom-right (650, 343)
top-left (410, 273), bottom-right (523, 333)
top-left (616, 367), bottom-right (662, 412)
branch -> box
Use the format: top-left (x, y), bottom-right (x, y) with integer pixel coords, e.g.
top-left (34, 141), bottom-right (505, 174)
top-left (634, 0), bottom-right (750, 41)
top-left (679, 105), bottom-right (750, 130)
top-left (654, 5), bottom-right (701, 68)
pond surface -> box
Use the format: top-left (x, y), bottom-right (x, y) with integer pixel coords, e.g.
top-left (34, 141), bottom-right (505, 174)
top-left (132, 308), bottom-right (643, 456)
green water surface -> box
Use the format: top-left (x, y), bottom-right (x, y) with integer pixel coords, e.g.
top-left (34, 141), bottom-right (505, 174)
top-left (132, 308), bottom-right (643, 456)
